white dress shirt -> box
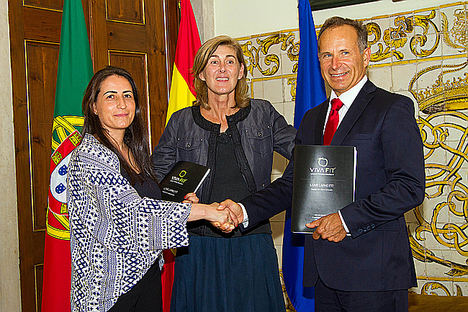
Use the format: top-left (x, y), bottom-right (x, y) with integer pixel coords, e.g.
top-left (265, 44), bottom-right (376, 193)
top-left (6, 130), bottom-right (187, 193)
top-left (324, 76), bottom-right (368, 131)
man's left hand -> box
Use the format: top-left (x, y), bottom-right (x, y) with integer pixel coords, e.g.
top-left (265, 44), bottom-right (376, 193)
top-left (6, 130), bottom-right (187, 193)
top-left (306, 212), bottom-right (347, 242)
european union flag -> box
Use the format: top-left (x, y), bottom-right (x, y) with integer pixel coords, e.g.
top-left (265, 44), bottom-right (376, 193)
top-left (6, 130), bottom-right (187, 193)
top-left (282, 0), bottom-right (326, 311)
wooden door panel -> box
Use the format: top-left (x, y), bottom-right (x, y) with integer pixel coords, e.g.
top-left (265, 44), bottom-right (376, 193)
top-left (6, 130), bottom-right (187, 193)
top-left (146, 4), bottom-right (170, 146)
top-left (108, 23), bottom-right (147, 51)
top-left (107, 0), bottom-right (144, 24)
top-left (98, 0), bottom-right (177, 146)
top-left (25, 40), bottom-right (59, 232)
top-left (23, 7), bottom-right (62, 41)
top-left (9, 2), bottom-right (64, 310)
top-left (9, 0), bottom-right (179, 310)
top-left (109, 51), bottom-right (150, 135)
top-left (147, 54), bottom-right (171, 146)
top-left (24, 0), bottom-right (63, 11)
top-left (34, 264), bottom-right (44, 310)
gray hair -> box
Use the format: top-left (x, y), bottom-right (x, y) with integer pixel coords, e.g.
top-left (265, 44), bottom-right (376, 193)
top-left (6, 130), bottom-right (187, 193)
top-left (317, 16), bottom-right (368, 52)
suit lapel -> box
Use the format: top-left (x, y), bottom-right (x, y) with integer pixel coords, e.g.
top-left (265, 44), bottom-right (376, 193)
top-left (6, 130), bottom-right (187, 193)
top-left (331, 80), bottom-right (376, 145)
top-left (314, 101), bottom-right (328, 144)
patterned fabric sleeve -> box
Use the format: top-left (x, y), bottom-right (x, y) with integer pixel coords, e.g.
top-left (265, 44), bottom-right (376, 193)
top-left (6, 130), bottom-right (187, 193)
top-left (68, 137), bottom-right (191, 253)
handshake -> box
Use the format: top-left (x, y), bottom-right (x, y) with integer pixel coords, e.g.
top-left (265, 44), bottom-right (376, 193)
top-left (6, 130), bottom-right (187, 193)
top-left (185, 193), bottom-right (244, 233)
top-left (186, 193), bottom-right (347, 242)
top-left (210, 199), bottom-right (246, 233)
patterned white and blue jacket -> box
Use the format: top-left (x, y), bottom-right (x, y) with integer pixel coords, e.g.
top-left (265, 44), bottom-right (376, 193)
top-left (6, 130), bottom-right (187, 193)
top-left (67, 133), bottom-right (190, 311)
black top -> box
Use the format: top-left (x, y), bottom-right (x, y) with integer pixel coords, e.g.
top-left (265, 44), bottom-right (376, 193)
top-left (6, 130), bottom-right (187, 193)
top-left (209, 132), bottom-right (250, 203)
top-left (121, 167), bottom-right (162, 200)
top-left (191, 105), bottom-right (257, 202)
top-left (188, 108), bottom-right (271, 237)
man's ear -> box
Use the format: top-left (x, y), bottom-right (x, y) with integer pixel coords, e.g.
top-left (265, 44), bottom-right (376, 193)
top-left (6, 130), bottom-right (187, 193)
top-left (362, 47), bottom-right (371, 67)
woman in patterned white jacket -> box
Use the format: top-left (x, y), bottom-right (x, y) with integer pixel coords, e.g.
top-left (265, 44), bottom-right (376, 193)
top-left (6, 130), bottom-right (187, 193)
top-left (67, 66), bottom-right (232, 312)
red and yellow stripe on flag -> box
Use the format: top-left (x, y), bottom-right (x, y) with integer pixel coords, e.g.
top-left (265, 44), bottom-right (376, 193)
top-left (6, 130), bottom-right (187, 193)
top-left (162, 1), bottom-right (201, 311)
top-left (41, 0), bottom-right (93, 311)
top-left (165, 0), bottom-right (201, 124)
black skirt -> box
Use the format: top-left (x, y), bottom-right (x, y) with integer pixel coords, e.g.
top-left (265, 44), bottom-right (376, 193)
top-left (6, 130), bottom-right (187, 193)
top-left (170, 234), bottom-right (286, 312)
top-left (108, 261), bottom-right (162, 312)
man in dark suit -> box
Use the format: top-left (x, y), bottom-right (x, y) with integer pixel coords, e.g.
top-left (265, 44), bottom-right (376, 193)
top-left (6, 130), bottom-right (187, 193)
top-left (221, 17), bottom-right (425, 311)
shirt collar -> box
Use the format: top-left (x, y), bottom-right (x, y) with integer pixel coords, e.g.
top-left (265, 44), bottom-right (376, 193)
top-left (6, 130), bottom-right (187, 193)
top-left (329, 76), bottom-right (368, 108)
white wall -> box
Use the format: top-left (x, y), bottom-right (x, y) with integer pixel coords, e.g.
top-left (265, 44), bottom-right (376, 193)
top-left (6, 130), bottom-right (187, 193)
top-left (214, 0), bottom-right (298, 37)
top-left (213, 0), bottom-right (459, 37)
top-left (192, 0), bottom-right (215, 43)
top-left (0, 1), bottom-right (21, 311)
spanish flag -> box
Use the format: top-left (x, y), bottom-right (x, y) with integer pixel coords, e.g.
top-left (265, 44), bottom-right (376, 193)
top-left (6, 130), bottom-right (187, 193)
top-left (162, 0), bottom-right (201, 311)
top-left (41, 0), bottom-right (93, 311)
top-left (165, 0), bottom-right (201, 124)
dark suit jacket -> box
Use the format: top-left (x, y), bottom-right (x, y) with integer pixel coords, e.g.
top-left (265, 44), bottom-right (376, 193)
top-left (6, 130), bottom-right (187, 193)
top-left (240, 80), bottom-right (425, 291)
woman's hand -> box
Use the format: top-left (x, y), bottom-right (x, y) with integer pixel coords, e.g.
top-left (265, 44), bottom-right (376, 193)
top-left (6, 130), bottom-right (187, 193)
top-left (206, 203), bottom-right (235, 233)
top-left (182, 192), bottom-right (199, 204)
top-left (188, 203), bottom-right (235, 232)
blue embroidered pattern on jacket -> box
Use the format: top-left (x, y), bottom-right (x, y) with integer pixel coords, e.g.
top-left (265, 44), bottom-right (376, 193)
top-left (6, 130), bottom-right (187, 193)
top-left (67, 134), bottom-right (190, 311)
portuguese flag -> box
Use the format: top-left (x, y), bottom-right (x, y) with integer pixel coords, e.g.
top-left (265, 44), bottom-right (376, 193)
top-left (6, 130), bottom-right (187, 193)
top-left (162, 0), bottom-right (201, 311)
top-left (41, 0), bottom-right (93, 311)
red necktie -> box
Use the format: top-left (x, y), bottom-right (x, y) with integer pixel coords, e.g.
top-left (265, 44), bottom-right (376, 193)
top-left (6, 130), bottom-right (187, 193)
top-left (323, 98), bottom-right (344, 145)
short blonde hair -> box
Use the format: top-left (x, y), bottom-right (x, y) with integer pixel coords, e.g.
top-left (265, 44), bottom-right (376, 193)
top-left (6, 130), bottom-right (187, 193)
top-left (192, 35), bottom-right (249, 109)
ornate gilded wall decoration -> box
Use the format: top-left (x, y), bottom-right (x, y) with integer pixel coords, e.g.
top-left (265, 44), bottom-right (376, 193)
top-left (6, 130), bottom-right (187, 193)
top-left (442, 9), bottom-right (467, 51)
top-left (367, 17), bottom-right (413, 61)
top-left (421, 281), bottom-right (464, 296)
top-left (409, 61), bottom-right (468, 113)
top-left (404, 3), bottom-right (468, 297)
top-left (241, 32), bottom-right (299, 77)
top-left (409, 63), bottom-right (468, 294)
top-left (287, 78), bottom-right (297, 101)
top-left (367, 9), bottom-right (441, 62)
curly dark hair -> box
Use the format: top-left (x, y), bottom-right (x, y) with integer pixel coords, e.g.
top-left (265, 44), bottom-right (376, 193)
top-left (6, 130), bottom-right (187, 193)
top-left (82, 66), bottom-right (155, 183)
